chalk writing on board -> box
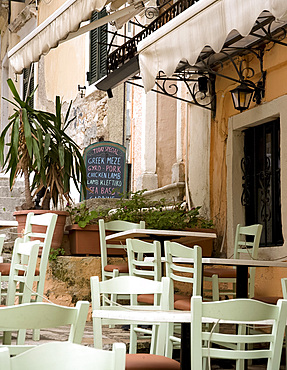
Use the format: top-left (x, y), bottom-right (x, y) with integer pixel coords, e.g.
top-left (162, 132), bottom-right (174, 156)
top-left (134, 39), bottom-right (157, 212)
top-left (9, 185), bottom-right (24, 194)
top-left (82, 141), bottom-right (127, 199)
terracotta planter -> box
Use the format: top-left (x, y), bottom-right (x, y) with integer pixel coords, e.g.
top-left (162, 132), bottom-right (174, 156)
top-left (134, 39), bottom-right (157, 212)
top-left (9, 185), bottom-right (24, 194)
top-left (67, 224), bottom-right (127, 256)
top-left (13, 210), bottom-right (68, 249)
top-left (182, 228), bottom-right (216, 257)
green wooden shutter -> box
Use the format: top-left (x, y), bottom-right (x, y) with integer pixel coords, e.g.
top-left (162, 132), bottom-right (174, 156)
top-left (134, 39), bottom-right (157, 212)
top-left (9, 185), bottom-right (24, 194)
top-left (23, 64), bottom-right (34, 107)
top-left (88, 9), bottom-right (108, 85)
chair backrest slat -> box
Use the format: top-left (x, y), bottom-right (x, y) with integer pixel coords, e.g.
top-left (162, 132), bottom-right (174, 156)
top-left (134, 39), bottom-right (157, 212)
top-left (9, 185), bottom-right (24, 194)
top-left (91, 275), bottom-right (171, 354)
top-left (191, 296), bottom-right (287, 370)
top-left (127, 238), bottom-right (162, 282)
top-left (98, 219), bottom-right (145, 280)
top-left (0, 301), bottom-right (89, 355)
top-left (0, 234), bottom-right (5, 256)
top-left (234, 224), bottom-right (263, 259)
top-left (164, 241), bottom-right (202, 297)
top-left (0, 342), bottom-right (126, 370)
top-left (6, 238), bottom-right (40, 306)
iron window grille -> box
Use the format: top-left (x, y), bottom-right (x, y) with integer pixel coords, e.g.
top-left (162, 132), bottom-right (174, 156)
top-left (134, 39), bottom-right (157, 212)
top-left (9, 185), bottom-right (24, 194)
top-left (241, 119), bottom-right (283, 247)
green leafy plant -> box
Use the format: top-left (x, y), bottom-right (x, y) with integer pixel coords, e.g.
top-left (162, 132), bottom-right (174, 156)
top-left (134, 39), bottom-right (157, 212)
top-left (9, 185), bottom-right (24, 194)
top-left (109, 190), bottom-right (214, 230)
top-left (49, 247), bottom-right (65, 261)
top-left (67, 201), bottom-right (110, 228)
top-left (0, 79), bottom-right (87, 210)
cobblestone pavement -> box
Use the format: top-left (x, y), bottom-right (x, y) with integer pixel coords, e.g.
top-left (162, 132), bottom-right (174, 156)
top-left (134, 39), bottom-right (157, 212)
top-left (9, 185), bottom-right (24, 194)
top-left (19, 323), bottom-right (286, 369)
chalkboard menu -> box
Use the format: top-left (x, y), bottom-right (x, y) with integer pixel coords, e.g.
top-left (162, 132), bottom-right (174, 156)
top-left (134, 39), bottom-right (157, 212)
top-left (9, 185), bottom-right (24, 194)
top-left (82, 141), bottom-right (127, 199)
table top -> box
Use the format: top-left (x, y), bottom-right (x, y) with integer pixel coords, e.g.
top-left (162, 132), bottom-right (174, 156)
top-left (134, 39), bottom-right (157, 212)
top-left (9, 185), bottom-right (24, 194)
top-left (92, 308), bottom-right (274, 325)
top-left (145, 256), bottom-right (287, 268)
top-left (203, 257), bottom-right (287, 268)
top-left (0, 220), bottom-right (18, 229)
top-left (105, 228), bottom-right (217, 244)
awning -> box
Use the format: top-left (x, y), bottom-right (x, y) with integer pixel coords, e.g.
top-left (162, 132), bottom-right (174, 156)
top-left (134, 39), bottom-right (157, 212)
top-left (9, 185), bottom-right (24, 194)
top-left (137, 0), bottom-right (287, 92)
top-left (8, 0), bottom-right (144, 74)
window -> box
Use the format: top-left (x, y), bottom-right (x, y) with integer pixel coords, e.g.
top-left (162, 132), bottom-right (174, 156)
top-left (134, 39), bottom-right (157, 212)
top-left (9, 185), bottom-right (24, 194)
top-left (23, 65), bottom-right (34, 107)
top-left (242, 119), bottom-right (283, 247)
top-left (87, 8), bottom-right (107, 85)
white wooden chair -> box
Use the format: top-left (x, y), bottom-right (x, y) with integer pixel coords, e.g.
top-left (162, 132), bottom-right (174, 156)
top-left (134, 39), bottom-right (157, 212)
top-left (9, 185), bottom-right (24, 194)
top-left (191, 296), bottom-right (287, 370)
top-left (91, 275), bottom-right (180, 370)
top-left (0, 341), bottom-right (126, 370)
top-left (203, 224), bottom-right (263, 300)
top-left (99, 219), bottom-right (145, 282)
top-left (126, 238), bottom-right (162, 352)
top-left (91, 275), bottom-right (171, 354)
top-left (5, 238), bottom-right (41, 307)
top-left (126, 238), bottom-right (162, 304)
top-left (164, 241), bottom-right (202, 358)
top-left (0, 301), bottom-right (89, 355)
top-left (20, 213), bottom-right (58, 305)
top-left (0, 213), bottom-right (58, 302)
top-left (0, 234), bottom-right (5, 257)
top-left (0, 213), bottom-right (58, 340)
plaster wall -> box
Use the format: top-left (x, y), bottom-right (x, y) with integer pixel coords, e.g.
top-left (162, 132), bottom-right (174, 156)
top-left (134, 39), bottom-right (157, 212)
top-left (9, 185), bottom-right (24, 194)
top-left (188, 104), bottom-right (211, 217)
top-left (130, 84), bottom-right (143, 191)
top-left (43, 38), bottom-right (86, 103)
top-left (136, 90), bottom-right (158, 190)
top-left (156, 92), bottom-right (176, 188)
top-left (107, 84), bottom-right (125, 145)
top-left (212, 41), bottom-right (287, 296)
top-left (211, 43), bottom-right (287, 249)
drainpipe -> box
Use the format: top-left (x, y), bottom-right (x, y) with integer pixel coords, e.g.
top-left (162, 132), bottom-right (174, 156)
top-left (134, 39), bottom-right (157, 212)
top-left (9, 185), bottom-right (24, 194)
top-left (185, 102), bottom-right (192, 211)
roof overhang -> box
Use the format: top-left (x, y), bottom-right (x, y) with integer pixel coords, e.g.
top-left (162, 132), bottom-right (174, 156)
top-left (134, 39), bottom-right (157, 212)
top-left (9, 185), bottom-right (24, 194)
top-left (95, 55), bottom-right (139, 91)
top-left (137, 0), bottom-right (287, 92)
top-left (8, 0), bottom-right (145, 74)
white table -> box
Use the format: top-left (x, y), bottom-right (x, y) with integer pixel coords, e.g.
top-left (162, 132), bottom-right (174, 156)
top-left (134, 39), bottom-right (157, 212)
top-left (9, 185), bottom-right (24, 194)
top-left (0, 220), bottom-right (18, 229)
top-left (201, 258), bottom-right (287, 298)
top-left (93, 308), bottom-right (273, 324)
top-left (105, 228), bottom-right (216, 245)
top-left (106, 228), bottom-right (217, 258)
top-left (0, 221), bottom-right (18, 263)
top-left (145, 256), bottom-right (287, 298)
top-left (93, 307), bottom-right (275, 370)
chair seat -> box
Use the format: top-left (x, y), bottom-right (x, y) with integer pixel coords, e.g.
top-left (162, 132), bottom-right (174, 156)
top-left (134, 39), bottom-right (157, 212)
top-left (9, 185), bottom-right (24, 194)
top-left (253, 296), bottom-right (281, 304)
top-left (174, 293), bottom-right (190, 302)
top-left (0, 263), bottom-right (40, 276)
top-left (126, 354), bottom-right (180, 370)
top-left (174, 296), bottom-right (207, 311)
top-left (137, 293), bottom-right (188, 305)
top-left (137, 294), bottom-right (155, 305)
top-left (104, 263), bottom-right (129, 273)
top-left (204, 267), bottom-right (249, 278)
top-left (174, 298), bottom-right (191, 311)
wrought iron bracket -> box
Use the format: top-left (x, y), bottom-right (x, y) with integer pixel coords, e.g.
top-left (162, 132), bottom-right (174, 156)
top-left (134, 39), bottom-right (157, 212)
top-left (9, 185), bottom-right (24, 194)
top-left (196, 46), bottom-right (267, 105)
top-left (128, 70), bottom-right (216, 114)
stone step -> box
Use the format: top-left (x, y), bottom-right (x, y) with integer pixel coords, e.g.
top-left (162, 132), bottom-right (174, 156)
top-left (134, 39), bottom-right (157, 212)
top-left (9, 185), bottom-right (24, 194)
top-left (0, 198), bottom-right (25, 213)
top-left (0, 186), bottom-right (25, 198)
top-left (0, 176), bottom-right (25, 189)
top-left (0, 211), bottom-right (15, 220)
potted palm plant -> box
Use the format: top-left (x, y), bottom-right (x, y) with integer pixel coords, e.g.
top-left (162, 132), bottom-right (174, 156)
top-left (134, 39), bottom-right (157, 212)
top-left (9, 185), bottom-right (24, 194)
top-left (0, 79), bottom-right (87, 248)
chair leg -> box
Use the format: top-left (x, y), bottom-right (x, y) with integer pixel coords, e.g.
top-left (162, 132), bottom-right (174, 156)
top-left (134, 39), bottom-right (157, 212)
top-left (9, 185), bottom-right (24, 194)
top-left (236, 324), bottom-right (246, 370)
top-left (211, 275), bottom-right (220, 301)
top-left (165, 322), bottom-right (174, 358)
top-left (93, 316), bottom-right (103, 349)
top-left (17, 329), bottom-right (27, 344)
top-left (129, 323), bottom-right (137, 354)
top-left (149, 325), bottom-right (158, 354)
top-left (3, 331), bottom-right (12, 345)
top-left (111, 269), bottom-right (119, 305)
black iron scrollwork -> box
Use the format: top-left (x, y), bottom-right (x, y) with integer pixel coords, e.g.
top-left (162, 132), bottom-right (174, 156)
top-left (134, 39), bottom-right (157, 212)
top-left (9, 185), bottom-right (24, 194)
top-left (153, 71), bottom-right (215, 110)
top-left (144, 7), bottom-right (159, 19)
top-left (241, 156), bottom-right (251, 207)
top-left (107, 0), bottom-right (197, 73)
top-left (259, 156), bottom-right (272, 222)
